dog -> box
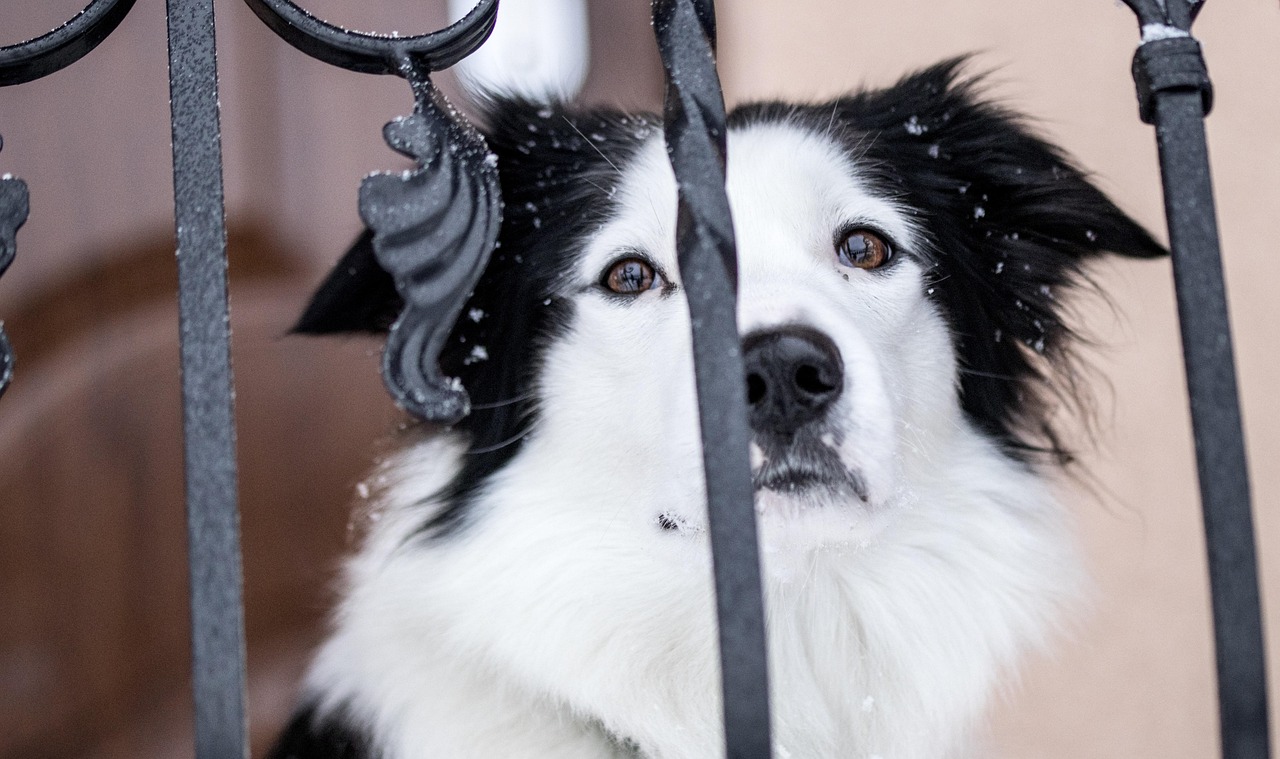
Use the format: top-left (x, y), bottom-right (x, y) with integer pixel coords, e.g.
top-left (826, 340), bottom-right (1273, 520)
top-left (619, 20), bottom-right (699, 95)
top-left (271, 59), bottom-right (1164, 759)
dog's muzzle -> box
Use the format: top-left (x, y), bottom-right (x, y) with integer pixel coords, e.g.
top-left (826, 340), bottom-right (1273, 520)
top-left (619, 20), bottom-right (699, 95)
top-left (743, 327), bottom-right (866, 500)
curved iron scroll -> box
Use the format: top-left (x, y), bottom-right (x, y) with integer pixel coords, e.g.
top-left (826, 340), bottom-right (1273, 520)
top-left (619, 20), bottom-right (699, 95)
top-left (652, 2), bottom-right (773, 757)
top-left (1116, 3), bottom-right (1269, 759)
top-left (244, 0), bottom-right (501, 423)
top-left (0, 0), bottom-right (138, 86)
top-left (242, 0), bottom-right (495, 75)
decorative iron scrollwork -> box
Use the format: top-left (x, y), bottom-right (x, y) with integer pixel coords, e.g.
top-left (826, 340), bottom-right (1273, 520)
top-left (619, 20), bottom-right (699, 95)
top-left (0, 0), bottom-right (138, 398)
top-left (360, 61), bottom-right (501, 423)
top-left (243, 0), bottom-right (501, 423)
top-left (0, 137), bottom-right (29, 399)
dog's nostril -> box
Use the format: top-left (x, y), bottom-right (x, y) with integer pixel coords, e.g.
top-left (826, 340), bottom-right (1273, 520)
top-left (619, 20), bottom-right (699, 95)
top-left (747, 372), bottom-right (767, 405)
top-left (794, 364), bottom-right (835, 396)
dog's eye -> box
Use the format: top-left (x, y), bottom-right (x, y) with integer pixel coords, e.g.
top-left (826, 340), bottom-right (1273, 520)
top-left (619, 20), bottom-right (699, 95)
top-left (836, 229), bottom-right (893, 270)
top-left (602, 257), bottom-right (662, 295)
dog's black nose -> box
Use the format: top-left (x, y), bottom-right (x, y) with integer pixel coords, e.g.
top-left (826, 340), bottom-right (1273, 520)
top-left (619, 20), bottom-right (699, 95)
top-left (742, 327), bottom-right (844, 437)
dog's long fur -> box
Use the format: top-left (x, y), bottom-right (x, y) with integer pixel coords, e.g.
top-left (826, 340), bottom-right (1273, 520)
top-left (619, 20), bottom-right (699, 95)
top-left (275, 60), bottom-right (1164, 759)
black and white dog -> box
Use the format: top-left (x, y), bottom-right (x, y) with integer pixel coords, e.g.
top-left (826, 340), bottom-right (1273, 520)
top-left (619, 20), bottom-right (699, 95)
top-left (273, 60), bottom-right (1163, 758)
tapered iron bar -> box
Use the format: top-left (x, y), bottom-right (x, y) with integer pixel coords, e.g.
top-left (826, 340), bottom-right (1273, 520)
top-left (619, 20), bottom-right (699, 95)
top-left (166, 0), bottom-right (248, 755)
top-left (1119, 2), bottom-right (1268, 757)
top-left (652, 1), bottom-right (773, 757)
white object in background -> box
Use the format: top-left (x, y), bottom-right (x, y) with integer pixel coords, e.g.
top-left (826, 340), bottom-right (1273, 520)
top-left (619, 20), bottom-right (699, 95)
top-left (448, 0), bottom-right (589, 99)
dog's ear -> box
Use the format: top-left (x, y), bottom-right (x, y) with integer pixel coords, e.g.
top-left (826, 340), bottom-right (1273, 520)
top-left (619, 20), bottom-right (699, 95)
top-left (845, 58), bottom-right (1165, 262)
top-left (843, 59), bottom-right (1167, 460)
top-left (293, 230), bottom-right (403, 335)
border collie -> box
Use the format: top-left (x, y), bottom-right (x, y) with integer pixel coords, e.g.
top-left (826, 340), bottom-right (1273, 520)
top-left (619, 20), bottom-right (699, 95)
top-left (273, 60), bottom-right (1163, 759)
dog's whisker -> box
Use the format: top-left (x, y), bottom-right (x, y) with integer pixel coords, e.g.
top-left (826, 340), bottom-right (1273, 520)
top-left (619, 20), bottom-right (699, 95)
top-left (957, 367), bottom-right (1019, 381)
top-left (823, 100), bottom-right (840, 142)
top-left (563, 115), bottom-right (621, 175)
top-left (470, 393), bottom-right (536, 410)
top-left (581, 177), bottom-right (609, 195)
top-left (467, 428), bottom-right (533, 455)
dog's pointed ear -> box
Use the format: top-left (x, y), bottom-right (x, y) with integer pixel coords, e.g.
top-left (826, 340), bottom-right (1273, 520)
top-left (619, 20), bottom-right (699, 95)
top-left (848, 57), bottom-right (1166, 263)
top-left (293, 230), bottom-right (404, 335)
top-left (837, 58), bottom-right (1166, 460)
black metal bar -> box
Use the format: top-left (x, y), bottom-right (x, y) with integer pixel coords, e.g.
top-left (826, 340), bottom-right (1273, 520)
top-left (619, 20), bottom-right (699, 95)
top-left (166, 0), bottom-right (248, 756)
top-left (0, 0), bottom-right (138, 86)
top-left (1119, 3), bottom-right (1269, 758)
top-left (1155, 90), bottom-right (1270, 759)
top-left (652, 2), bottom-right (772, 757)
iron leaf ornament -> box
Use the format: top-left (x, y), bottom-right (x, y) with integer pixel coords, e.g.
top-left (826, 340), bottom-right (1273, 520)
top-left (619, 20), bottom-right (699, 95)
top-left (0, 137), bottom-right (30, 399)
top-left (361, 64), bottom-right (501, 423)
top-left (242, 0), bottom-right (501, 424)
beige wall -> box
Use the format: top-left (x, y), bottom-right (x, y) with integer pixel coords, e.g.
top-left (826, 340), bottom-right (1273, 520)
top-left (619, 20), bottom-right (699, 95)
top-left (715, 2), bottom-right (1280, 756)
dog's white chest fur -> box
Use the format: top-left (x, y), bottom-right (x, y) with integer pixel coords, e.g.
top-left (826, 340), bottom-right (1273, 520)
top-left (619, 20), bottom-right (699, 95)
top-left (308, 424), bottom-right (1075, 759)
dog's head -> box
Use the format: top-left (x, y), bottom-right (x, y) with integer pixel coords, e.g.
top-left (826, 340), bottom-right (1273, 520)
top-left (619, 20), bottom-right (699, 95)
top-left (298, 59), bottom-right (1162, 554)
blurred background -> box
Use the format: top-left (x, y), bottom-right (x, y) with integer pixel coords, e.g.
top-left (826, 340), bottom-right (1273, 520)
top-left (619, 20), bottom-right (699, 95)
top-left (0, 0), bottom-right (1276, 757)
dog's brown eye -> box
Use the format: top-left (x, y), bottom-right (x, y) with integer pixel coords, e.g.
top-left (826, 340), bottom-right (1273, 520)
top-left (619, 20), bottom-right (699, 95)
top-left (836, 229), bottom-right (893, 270)
top-left (603, 257), bottom-right (661, 294)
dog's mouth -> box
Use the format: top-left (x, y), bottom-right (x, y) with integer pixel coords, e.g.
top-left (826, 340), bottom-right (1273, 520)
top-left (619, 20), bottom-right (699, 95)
top-left (657, 436), bottom-right (872, 535)
top-left (751, 437), bottom-right (868, 502)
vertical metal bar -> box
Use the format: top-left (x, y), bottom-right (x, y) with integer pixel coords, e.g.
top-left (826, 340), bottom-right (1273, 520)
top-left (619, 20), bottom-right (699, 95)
top-left (1119, 2), bottom-right (1269, 754)
top-left (652, 1), bottom-right (772, 757)
top-left (1153, 89), bottom-right (1269, 759)
top-left (166, 0), bottom-right (248, 756)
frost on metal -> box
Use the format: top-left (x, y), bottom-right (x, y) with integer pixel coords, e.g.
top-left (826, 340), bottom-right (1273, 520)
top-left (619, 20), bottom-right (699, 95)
top-left (1141, 23), bottom-right (1190, 42)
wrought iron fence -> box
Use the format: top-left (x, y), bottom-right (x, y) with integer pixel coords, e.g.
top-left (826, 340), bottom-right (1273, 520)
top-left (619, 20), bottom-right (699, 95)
top-left (0, 0), bottom-right (1265, 757)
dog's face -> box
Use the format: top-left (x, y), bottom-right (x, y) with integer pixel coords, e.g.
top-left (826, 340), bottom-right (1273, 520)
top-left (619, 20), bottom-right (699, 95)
top-left (534, 124), bottom-right (944, 555)
top-left (298, 59), bottom-right (1163, 560)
